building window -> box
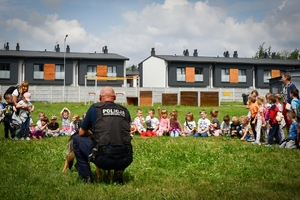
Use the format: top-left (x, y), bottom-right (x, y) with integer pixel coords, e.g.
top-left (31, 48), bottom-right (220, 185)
top-left (108, 66), bottom-right (117, 77)
top-left (87, 65), bottom-right (96, 75)
top-left (33, 64), bottom-right (44, 79)
top-left (238, 69), bottom-right (247, 82)
top-left (55, 64), bottom-right (65, 79)
top-left (177, 68), bottom-right (185, 81)
top-left (195, 68), bottom-right (203, 81)
top-left (0, 63), bottom-right (10, 79)
top-left (221, 69), bottom-right (229, 82)
top-left (263, 70), bottom-right (271, 83)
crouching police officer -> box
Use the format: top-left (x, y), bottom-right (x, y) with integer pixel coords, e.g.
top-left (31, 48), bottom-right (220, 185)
top-left (73, 86), bottom-right (133, 184)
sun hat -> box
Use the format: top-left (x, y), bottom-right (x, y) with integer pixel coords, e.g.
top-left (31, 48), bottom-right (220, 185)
top-left (23, 92), bottom-right (31, 101)
top-left (51, 115), bottom-right (57, 120)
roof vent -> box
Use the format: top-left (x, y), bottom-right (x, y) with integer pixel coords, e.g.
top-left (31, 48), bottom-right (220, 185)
top-left (271, 52), bottom-right (276, 59)
top-left (223, 51), bottom-right (229, 57)
top-left (102, 46), bottom-right (108, 54)
top-left (66, 45), bottom-right (70, 53)
top-left (16, 43), bottom-right (20, 51)
top-left (193, 49), bottom-right (198, 57)
top-left (4, 42), bottom-right (9, 50)
top-left (263, 52), bottom-right (268, 58)
top-left (183, 49), bottom-right (189, 56)
top-left (233, 51), bottom-right (238, 58)
top-left (55, 44), bottom-right (60, 52)
top-left (151, 47), bottom-right (155, 56)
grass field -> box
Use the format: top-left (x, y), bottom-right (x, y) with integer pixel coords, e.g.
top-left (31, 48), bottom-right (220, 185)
top-left (0, 102), bottom-right (299, 199)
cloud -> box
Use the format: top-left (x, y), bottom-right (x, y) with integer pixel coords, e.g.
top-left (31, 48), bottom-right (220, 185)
top-left (1, 0), bottom-right (300, 66)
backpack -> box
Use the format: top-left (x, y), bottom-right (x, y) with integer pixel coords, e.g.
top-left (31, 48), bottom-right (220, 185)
top-left (4, 85), bottom-right (19, 99)
top-left (264, 105), bottom-right (270, 121)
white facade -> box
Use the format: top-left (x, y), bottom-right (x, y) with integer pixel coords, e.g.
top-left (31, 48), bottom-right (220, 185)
top-left (142, 57), bottom-right (167, 87)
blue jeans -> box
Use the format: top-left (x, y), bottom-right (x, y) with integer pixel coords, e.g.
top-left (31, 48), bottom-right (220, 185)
top-left (20, 117), bottom-right (30, 138)
top-left (268, 123), bottom-right (280, 145)
top-left (73, 135), bottom-right (133, 177)
top-left (194, 132), bottom-right (208, 137)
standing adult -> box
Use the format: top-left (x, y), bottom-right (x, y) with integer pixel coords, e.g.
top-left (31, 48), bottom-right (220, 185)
top-left (12, 81), bottom-right (30, 107)
top-left (281, 72), bottom-right (298, 132)
top-left (73, 86), bottom-right (133, 184)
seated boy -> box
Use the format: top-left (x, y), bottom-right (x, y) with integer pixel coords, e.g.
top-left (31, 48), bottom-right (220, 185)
top-left (280, 111), bottom-right (297, 149)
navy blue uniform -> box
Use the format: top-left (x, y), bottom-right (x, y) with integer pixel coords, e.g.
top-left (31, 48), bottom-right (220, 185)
top-left (73, 102), bottom-right (133, 178)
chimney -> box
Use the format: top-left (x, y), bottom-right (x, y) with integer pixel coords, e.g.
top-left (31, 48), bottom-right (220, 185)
top-left (183, 49), bottom-right (189, 56)
top-left (55, 44), bottom-right (60, 52)
top-left (4, 42), bottom-right (9, 50)
top-left (16, 43), bottom-right (20, 51)
top-left (263, 52), bottom-right (268, 58)
top-left (233, 51), bottom-right (238, 58)
top-left (151, 48), bottom-right (155, 56)
top-left (271, 52), bottom-right (276, 59)
top-left (223, 51), bottom-right (229, 58)
top-left (66, 45), bottom-right (70, 53)
top-left (102, 46), bottom-right (108, 54)
top-left (193, 49), bottom-right (198, 57)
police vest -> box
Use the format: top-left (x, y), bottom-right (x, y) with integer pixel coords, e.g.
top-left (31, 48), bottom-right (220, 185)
top-left (93, 102), bottom-right (132, 146)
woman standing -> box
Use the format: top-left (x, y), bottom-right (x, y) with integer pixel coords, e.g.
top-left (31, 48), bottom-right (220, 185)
top-left (281, 72), bottom-right (298, 132)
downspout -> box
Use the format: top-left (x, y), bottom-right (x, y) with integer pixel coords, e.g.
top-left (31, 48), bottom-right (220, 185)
top-left (210, 63), bottom-right (214, 88)
top-left (252, 65), bottom-right (256, 89)
top-left (75, 59), bottom-right (81, 86)
top-left (21, 58), bottom-right (27, 83)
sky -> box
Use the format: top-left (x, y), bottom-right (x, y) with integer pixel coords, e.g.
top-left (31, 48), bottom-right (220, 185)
top-left (0, 0), bottom-right (299, 66)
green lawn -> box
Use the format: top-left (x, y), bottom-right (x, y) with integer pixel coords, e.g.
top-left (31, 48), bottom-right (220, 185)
top-left (0, 102), bottom-right (299, 199)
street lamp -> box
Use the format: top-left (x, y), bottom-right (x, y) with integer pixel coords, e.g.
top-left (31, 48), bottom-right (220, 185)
top-left (63, 34), bottom-right (68, 102)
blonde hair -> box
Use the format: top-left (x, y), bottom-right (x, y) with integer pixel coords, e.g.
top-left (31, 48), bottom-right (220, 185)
top-left (232, 116), bottom-right (239, 124)
top-left (274, 94), bottom-right (283, 104)
top-left (256, 96), bottom-right (265, 105)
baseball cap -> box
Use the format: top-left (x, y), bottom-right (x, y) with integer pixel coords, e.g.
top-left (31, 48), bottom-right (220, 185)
top-left (23, 92), bottom-right (31, 101)
top-left (51, 115), bottom-right (57, 120)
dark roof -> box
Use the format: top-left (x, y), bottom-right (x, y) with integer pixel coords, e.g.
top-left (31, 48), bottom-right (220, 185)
top-left (0, 49), bottom-right (129, 60)
top-left (154, 55), bottom-right (300, 66)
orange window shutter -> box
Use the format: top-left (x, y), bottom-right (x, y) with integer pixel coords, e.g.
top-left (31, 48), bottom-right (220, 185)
top-left (44, 63), bottom-right (55, 80)
top-left (97, 65), bottom-right (107, 77)
top-left (185, 67), bottom-right (195, 82)
top-left (229, 68), bottom-right (238, 83)
top-left (271, 70), bottom-right (280, 78)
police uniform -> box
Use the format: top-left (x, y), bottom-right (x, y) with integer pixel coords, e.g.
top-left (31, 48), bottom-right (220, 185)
top-left (73, 102), bottom-right (133, 182)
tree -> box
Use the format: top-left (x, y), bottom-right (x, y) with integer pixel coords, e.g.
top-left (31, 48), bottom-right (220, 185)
top-left (254, 42), bottom-right (272, 58)
top-left (287, 49), bottom-right (299, 60)
top-left (126, 65), bottom-right (138, 71)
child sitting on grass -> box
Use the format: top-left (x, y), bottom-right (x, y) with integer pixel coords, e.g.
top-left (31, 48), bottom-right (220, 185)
top-left (169, 109), bottom-right (181, 137)
top-left (157, 107), bottom-right (169, 136)
top-left (194, 109), bottom-right (210, 137)
top-left (47, 115), bottom-right (60, 137)
top-left (280, 111), bottom-right (298, 149)
top-left (134, 108), bottom-right (146, 135)
top-left (240, 116), bottom-right (251, 140)
top-left (181, 112), bottom-right (196, 137)
top-left (220, 114), bottom-right (231, 136)
top-left (230, 116), bottom-right (242, 138)
top-left (141, 109), bottom-right (159, 137)
top-left (209, 109), bottom-right (221, 136)
top-left (60, 107), bottom-right (71, 136)
top-left (32, 117), bottom-right (49, 140)
top-left (69, 114), bottom-right (80, 136)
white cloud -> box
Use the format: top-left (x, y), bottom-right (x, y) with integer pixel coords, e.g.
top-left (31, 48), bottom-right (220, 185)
top-left (1, 0), bottom-right (300, 66)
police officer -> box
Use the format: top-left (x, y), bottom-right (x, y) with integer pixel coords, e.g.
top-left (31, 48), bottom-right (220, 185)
top-left (73, 86), bottom-right (133, 184)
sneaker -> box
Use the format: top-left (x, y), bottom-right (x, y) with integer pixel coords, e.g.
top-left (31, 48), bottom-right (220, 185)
top-left (265, 144), bottom-right (272, 147)
top-left (26, 137), bottom-right (30, 141)
top-left (20, 137), bottom-right (24, 140)
top-left (246, 137), bottom-right (255, 142)
top-left (12, 137), bottom-right (18, 140)
top-left (113, 170), bottom-right (124, 184)
top-left (251, 141), bottom-right (261, 145)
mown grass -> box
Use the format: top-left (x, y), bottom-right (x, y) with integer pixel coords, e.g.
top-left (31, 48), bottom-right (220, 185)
top-left (0, 102), bottom-right (299, 199)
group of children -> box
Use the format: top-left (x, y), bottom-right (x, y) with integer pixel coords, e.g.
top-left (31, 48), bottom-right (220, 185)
top-left (1, 89), bottom-right (299, 149)
top-left (130, 91), bottom-right (300, 149)
top-left (0, 95), bottom-right (83, 140)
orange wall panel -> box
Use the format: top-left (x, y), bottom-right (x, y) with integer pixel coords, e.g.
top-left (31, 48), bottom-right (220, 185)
top-left (271, 70), bottom-right (280, 78)
top-left (97, 65), bottom-right (107, 77)
top-left (44, 63), bottom-right (55, 80)
top-left (185, 67), bottom-right (195, 82)
top-left (229, 68), bottom-right (238, 83)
